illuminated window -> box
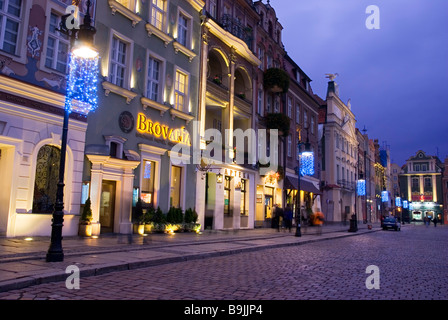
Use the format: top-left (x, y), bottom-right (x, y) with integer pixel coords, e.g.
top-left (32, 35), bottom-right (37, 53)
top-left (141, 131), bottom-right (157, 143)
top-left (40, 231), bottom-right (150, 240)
top-left (45, 12), bottom-right (69, 74)
top-left (151, 0), bottom-right (167, 31)
top-left (0, 0), bottom-right (23, 55)
top-left (32, 145), bottom-right (60, 213)
top-left (170, 165), bottom-right (182, 208)
top-left (224, 176), bottom-right (231, 215)
top-left (141, 160), bottom-right (156, 205)
top-left (240, 179), bottom-right (247, 215)
top-left (174, 69), bottom-right (188, 112)
top-left (115, 0), bottom-right (135, 11)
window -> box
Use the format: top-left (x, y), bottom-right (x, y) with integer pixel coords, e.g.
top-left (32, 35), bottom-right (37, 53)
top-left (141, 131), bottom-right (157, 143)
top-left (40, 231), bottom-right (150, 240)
top-left (274, 96), bottom-right (280, 113)
top-left (0, 0), bottom-right (22, 55)
top-left (296, 104), bottom-right (300, 124)
top-left (177, 12), bottom-right (189, 47)
top-left (266, 95), bottom-right (272, 113)
top-left (32, 145), bottom-right (60, 213)
top-left (141, 160), bottom-right (156, 205)
top-left (170, 165), bottom-right (182, 208)
top-left (304, 110), bottom-right (308, 127)
top-left (240, 179), bottom-right (247, 216)
top-left (424, 177), bottom-right (432, 192)
top-left (257, 89), bottom-right (263, 115)
top-left (209, 0), bottom-right (217, 18)
top-left (336, 133), bottom-right (339, 148)
top-left (151, 0), bottom-right (167, 31)
top-left (146, 56), bottom-right (161, 101)
top-left (287, 97), bottom-right (292, 118)
top-left (174, 69), bottom-right (188, 112)
top-left (411, 177), bottom-right (419, 192)
top-left (258, 47), bottom-right (264, 70)
top-left (110, 36), bottom-right (128, 87)
top-left (310, 116), bottom-right (315, 134)
top-left (116, 0), bottom-right (135, 11)
top-left (287, 135), bottom-right (292, 157)
top-left (224, 176), bottom-right (231, 215)
top-left (414, 164), bottom-right (420, 172)
top-left (45, 12), bottom-right (69, 74)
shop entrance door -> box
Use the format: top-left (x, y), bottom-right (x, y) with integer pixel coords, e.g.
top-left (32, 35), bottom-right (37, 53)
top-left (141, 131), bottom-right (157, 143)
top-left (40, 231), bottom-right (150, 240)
top-left (100, 180), bottom-right (116, 233)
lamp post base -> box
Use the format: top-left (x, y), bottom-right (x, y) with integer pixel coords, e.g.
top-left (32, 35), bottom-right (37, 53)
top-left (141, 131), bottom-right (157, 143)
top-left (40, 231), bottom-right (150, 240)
top-left (295, 224), bottom-right (302, 237)
top-left (46, 252), bottom-right (64, 262)
top-left (348, 215), bottom-right (358, 232)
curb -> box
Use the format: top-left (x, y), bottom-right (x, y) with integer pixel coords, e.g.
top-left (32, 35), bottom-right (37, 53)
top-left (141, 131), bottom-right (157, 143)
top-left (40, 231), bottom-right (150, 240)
top-left (0, 228), bottom-right (380, 293)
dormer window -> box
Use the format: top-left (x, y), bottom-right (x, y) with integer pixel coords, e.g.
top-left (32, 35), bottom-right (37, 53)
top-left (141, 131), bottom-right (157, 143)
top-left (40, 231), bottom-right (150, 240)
top-left (104, 135), bottom-right (127, 159)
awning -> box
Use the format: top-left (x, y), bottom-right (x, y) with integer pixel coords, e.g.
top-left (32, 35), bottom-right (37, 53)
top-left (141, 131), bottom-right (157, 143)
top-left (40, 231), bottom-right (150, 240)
top-left (284, 176), bottom-right (322, 195)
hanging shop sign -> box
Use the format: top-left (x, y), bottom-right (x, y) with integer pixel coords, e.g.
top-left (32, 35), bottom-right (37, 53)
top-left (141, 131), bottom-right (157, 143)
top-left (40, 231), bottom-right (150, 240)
top-left (136, 113), bottom-right (191, 146)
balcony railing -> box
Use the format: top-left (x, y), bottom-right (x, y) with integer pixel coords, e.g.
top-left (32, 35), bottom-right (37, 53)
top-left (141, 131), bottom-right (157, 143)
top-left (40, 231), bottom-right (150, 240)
top-left (220, 14), bottom-right (254, 51)
top-left (337, 179), bottom-right (356, 191)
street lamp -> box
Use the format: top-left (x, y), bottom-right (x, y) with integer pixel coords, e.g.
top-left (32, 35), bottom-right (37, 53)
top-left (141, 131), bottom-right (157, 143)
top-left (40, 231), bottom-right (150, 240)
top-left (294, 128), bottom-right (313, 237)
top-left (46, 0), bottom-right (98, 262)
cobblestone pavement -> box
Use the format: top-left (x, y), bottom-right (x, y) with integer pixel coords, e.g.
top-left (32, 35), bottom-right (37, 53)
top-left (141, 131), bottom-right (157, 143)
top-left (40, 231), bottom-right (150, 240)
top-left (1, 224), bottom-right (446, 301)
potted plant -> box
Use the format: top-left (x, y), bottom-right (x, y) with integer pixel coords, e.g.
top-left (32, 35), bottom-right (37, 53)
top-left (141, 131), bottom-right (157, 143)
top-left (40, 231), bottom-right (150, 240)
top-left (79, 197), bottom-right (93, 237)
top-left (265, 112), bottom-right (291, 137)
top-left (135, 198), bottom-right (145, 235)
top-left (212, 75), bottom-right (222, 85)
top-left (263, 68), bottom-right (290, 93)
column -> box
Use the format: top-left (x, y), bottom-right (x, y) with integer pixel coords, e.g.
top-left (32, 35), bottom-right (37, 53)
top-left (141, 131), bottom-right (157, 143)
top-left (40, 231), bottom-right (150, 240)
top-left (226, 47), bottom-right (236, 161)
top-left (119, 168), bottom-right (137, 234)
top-left (198, 27), bottom-right (209, 142)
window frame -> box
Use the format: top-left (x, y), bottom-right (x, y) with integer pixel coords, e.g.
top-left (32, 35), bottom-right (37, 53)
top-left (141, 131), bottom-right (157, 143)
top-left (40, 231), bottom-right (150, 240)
top-left (174, 66), bottom-right (189, 112)
top-left (108, 30), bottom-right (134, 90)
top-left (150, 0), bottom-right (168, 32)
top-left (44, 11), bottom-right (70, 74)
top-left (145, 50), bottom-right (165, 103)
top-left (0, 0), bottom-right (27, 60)
top-left (176, 7), bottom-right (192, 49)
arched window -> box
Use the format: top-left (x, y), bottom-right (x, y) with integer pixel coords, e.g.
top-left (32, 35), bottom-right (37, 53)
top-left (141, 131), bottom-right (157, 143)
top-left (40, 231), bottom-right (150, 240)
top-left (32, 145), bottom-right (60, 213)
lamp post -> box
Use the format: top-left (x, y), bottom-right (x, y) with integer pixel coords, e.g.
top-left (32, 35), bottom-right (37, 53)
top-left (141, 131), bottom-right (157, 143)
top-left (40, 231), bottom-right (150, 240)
top-left (46, 0), bottom-right (98, 262)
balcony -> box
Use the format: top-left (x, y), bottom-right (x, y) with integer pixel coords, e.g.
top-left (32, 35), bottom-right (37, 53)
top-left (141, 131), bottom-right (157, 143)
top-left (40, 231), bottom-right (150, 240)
top-left (337, 179), bottom-right (356, 191)
top-left (219, 14), bottom-right (254, 51)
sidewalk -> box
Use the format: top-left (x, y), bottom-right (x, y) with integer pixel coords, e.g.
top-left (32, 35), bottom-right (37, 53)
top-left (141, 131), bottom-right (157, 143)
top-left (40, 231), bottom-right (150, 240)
top-left (0, 222), bottom-right (381, 292)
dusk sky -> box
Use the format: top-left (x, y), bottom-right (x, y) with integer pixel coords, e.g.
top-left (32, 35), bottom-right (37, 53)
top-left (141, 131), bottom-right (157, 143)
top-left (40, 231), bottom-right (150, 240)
top-left (273, 0), bottom-right (448, 166)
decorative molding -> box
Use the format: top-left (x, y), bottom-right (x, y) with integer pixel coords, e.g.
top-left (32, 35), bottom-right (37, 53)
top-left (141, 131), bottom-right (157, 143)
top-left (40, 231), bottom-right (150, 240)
top-left (169, 108), bottom-right (195, 124)
top-left (108, 0), bottom-right (142, 27)
top-left (145, 23), bottom-right (173, 47)
top-left (173, 41), bottom-right (197, 62)
top-left (140, 97), bottom-right (170, 116)
top-left (102, 81), bottom-right (138, 104)
top-left (138, 143), bottom-right (167, 156)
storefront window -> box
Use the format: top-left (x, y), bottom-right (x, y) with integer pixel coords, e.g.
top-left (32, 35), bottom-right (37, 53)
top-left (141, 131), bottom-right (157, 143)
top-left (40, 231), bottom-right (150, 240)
top-left (224, 176), bottom-right (231, 215)
top-left (32, 145), bottom-right (60, 213)
top-left (170, 165), bottom-right (182, 208)
top-left (141, 160), bottom-right (155, 205)
top-left (240, 179), bottom-right (247, 215)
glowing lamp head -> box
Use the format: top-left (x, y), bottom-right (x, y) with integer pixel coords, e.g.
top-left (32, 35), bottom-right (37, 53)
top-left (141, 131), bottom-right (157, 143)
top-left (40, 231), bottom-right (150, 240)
top-left (72, 45), bottom-right (99, 59)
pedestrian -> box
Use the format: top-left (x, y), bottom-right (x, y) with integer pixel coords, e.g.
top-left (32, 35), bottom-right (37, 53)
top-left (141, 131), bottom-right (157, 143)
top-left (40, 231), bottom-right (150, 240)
top-left (284, 205), bottom-right (293, 232)
top-left (433, 216), bottom-right (438, 227)
top-left (424, 216), bottom-right (429, 227)
top-left (315, 211), bottom-right (324, 235)
top-left (274, 205), bottom-right (283, 231)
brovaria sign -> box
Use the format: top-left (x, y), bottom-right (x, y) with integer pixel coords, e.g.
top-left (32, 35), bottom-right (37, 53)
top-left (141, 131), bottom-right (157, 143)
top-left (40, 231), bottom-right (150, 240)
top-left (136, 113), bottom-right (191, 146)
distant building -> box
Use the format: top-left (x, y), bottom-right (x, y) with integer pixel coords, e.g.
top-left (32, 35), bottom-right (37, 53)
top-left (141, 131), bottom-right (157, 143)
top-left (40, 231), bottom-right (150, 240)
top-left (399, 150), bottom-right (444, 224)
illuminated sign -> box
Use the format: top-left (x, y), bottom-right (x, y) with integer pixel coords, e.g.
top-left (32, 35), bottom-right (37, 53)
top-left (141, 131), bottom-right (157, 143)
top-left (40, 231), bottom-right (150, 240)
top-left (136, 113), bottom-right (191, 146)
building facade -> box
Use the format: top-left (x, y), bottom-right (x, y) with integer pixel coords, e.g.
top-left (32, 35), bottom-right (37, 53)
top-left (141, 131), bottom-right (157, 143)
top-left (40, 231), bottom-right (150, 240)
top-left (195, 0), bottom-right (260, 230)
top-left (81, 0), bottom-right (204, 235)
top-left (0, 0), bottom-right (92, 237)
top-left (399, 150), bottom-right (444, 224)
top-left (319, 79), bottom-right (358, 223)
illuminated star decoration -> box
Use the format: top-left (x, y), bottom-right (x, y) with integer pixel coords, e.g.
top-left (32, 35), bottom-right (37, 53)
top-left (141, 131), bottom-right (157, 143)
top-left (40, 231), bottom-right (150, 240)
top-left (64, 53), bottom-right (99, 115)
top-left (300, 151), bottom-right (315, 176)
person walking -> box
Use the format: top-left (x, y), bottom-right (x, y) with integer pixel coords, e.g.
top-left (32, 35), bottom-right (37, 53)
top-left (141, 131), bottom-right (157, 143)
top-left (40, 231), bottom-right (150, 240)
top-left (284, 205), bottom-right (293, 232)
top-left (274, 205), bottom-right (284, 232)
top-left (433, 216), bottom-right (438, 227)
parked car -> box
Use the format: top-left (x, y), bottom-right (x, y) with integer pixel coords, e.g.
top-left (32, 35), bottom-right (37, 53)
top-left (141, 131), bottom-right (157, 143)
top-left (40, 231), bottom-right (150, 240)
top-left (382, 216), bottom-right (401, 231)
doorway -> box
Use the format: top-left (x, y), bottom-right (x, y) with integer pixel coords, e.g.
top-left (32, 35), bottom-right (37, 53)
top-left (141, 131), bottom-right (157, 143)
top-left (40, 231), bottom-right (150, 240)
top-left (100, 180), bottom-right (116, 233)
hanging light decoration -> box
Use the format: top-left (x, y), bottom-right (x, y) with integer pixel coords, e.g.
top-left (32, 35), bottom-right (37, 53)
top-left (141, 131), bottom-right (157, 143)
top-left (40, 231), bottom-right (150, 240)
top-left (395, 197), bottom-right (402, 207)
top-left (381, 190), bottom-right (389, 202)
top-left (64, 53), bottom-right (99, 115)
top-left (357, 179), bottom-right (366, 196)
top-left (300, 151), bottom-right (314, 176)
top-left (403, 200), bottom-right (408, 209)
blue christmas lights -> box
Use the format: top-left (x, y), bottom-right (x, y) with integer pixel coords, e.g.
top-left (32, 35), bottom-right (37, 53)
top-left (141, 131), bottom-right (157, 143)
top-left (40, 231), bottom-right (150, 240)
top-left (403, 200), bottom-right (408, 209)
top-left (300, 151), bottom-right (315, 176)
top-left (357, 179), bottom-right (366, 196)
top-left (395, 197), bottom-right (402, 207)
top-left (381, 191), bottom-right (389, 202)
top-left (64, 53), bottom-right (99, 116)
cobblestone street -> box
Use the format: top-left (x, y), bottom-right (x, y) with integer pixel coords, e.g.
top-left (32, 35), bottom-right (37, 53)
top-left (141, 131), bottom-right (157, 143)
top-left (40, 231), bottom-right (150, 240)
top-left (1, 224), bottom-right (447, 301)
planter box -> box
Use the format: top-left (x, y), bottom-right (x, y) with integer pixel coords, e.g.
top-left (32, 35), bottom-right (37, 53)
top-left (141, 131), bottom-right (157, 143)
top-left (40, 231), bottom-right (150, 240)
top-left (78, 224), bottom-right (92, 237)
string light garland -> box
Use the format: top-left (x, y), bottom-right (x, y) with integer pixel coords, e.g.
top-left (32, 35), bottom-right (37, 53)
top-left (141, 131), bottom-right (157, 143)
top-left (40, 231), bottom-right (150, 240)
top-left (395, 197), bottom-right (402, 207)
top-left (357, 179), bottom-right (366, 196)
top-left (300, 151), bottom-right (315, 176)
top-left (381, 190), bottom-right (389, 202)
top-left (403, 200), bottom-right (408, 209)
top-left (64, 53), bottom-right (99, 115)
